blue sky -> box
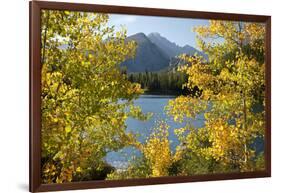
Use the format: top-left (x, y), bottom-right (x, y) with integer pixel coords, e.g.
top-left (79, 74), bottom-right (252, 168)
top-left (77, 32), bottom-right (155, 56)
top-left (108, 14), bottom-right (209, 49)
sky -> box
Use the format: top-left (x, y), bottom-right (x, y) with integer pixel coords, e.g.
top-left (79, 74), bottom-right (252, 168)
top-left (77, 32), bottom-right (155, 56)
top-left (108, 14), bottom-right (210, 48)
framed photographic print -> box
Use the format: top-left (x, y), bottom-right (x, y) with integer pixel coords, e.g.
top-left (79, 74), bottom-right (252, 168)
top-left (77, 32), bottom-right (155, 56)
top-left (29, 1), bottom-right (271, 192)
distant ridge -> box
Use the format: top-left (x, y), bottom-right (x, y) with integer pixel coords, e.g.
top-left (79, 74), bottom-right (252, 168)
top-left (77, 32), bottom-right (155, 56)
top-left (121, 32), bottom-right (207, 73)
top-left (121, 33), bottom-right (170, 72)
top-left (147, 32), bottom-right (207, 59)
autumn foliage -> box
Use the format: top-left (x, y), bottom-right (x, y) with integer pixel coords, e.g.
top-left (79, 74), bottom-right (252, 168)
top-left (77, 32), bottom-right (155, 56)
top-left (41, 10), bottom-right (148, 183)
top-left (41, 10), bottom-right (266, 183)
top-left (167, 21), bottom-right (265, 173)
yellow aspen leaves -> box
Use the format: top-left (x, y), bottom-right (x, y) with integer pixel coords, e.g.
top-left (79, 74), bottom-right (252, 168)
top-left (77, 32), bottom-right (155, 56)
top-left (41, 10), bottom-right (146, 183)
top-left (167, 20), bottom-right (265, 172)
top-left (64, 125), bottom-right (71, 133)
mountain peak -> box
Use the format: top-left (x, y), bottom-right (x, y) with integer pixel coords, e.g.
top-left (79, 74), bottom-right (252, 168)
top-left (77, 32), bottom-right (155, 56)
top-left (128, 32), bottom-right (147, 39)
top-left (147, 32), bottom-right (207, 59)
top-left (122, 32), bottom-right (207, 73)
top-left (148, 32), bottom-right (161, 37)
top-left (148, 33), bottom-right (182, 58)
top-left (148, 32), bottom-right (178, 45)
top-left (127, 33), bottom-right (150, 44)
top-left (122, 33), bottom-right (170, 72)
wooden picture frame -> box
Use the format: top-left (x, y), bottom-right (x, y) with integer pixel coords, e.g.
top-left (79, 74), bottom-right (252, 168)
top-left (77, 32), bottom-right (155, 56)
top-left (30, 1), bottom-right (271, 192)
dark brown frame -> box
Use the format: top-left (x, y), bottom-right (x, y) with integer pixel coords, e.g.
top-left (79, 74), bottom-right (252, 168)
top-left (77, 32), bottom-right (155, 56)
top-left (29, 1), bottom-right (271, 192)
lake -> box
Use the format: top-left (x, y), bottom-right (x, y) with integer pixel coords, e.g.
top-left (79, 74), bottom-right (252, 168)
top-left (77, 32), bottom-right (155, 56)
top-left (105, 94), bottom-right (205, 169)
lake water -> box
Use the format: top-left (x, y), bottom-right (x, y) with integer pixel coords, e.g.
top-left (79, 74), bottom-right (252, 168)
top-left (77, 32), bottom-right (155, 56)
top-left (105, 94), bottom-right (205, 169)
